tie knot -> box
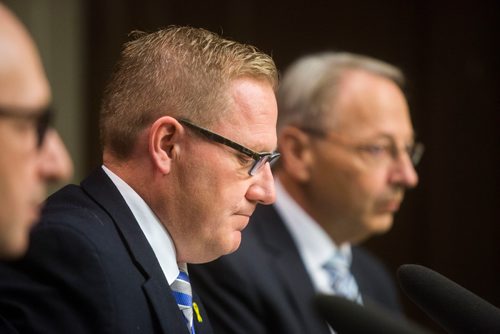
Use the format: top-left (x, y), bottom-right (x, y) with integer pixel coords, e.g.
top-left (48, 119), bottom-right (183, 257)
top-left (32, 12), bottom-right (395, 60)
top-left (323, 251), bottom-right (350, 272)
top-left (176, 270), bottom-right (190, 283)
top-left (322, 251), bottom-right (363, 305)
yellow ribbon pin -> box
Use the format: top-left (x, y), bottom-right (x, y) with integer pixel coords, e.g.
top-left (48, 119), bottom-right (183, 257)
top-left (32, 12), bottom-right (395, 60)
top-left (192, 302), bottom-right (203, 323)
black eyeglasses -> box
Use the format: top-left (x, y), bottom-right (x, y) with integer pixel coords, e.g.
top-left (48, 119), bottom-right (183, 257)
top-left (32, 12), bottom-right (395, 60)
top-left (0, 107), bottom-right (52, 149)
top-left (179, 119), bottom-right (280, 176)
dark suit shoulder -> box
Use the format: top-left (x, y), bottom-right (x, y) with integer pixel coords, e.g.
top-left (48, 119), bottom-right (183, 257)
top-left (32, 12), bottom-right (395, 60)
top-left (0, 215), bottom-right (115, 333)
top-left (43, 184), bottom-right (109, 225)
top-left (39, 183), bottom-right (126, 248)
top-left (352, 246), bottom-right (403, 315)
top-left (0, 182), bottom-right (143, 333)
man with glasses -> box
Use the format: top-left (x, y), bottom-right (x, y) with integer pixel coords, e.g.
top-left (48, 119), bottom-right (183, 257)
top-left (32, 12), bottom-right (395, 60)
top-left (0, 26), bottom-right (278, 333)
top-left (191, 52), bottom-right (423, 333)
top-left (0, 3), bottom-right (72, 259)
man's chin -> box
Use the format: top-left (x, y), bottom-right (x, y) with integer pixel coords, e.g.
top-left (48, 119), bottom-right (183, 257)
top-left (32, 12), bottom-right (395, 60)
top-left (226, 231), bottom-right (242, 254)
top-left (0, 232), bottom-right (29, 259)
top-left (189, 233), bottom-right (242, 264)
top-left (371, 214), bottom-right (394, 234)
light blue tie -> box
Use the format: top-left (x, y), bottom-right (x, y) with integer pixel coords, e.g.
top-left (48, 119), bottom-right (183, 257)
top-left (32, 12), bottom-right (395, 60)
top-left (171, 264), bottom-right (195, 334)
top-left (323, 251), bottom-right (363, 305)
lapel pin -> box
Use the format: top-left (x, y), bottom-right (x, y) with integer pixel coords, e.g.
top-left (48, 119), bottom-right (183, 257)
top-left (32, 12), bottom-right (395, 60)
top-left (193, 302), bottom-right (203, 323)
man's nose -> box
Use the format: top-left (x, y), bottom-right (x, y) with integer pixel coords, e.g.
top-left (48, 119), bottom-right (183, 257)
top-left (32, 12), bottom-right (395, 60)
top-left (389, 152), bottom-right (419, 188)
top-left (245, 162), bottom-right (276, 205)
top-left (38, 129), bottom-right (73, 183)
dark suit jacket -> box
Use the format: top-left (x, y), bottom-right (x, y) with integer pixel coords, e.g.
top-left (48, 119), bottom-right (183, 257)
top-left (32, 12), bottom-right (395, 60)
top-left (190, 204), bottom-right (401, 334)
top-left (0, 168), bottom-right (213, 334)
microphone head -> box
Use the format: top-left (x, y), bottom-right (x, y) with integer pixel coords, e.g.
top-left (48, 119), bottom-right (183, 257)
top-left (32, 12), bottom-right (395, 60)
top-left (314, 294), bottom-right (431, 334)
top-left (398, 264), bottom-right (500, 333)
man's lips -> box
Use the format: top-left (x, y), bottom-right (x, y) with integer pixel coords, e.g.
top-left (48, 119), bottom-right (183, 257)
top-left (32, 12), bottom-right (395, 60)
top-left (378, 200), bottom-right (401, 212)
top-left (234, 211), bottom-right (254, 231)
top-left (236, 205), bottom-right (257, 218)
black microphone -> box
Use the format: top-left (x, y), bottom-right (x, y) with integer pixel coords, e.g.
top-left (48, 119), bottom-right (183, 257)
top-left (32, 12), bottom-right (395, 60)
top-left (314, 294), bottom-right (431, 334)
top-left (398, 264), bottom-right (500, 333)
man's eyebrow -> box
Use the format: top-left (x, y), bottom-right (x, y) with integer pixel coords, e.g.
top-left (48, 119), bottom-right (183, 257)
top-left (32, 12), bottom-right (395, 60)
top-left (364, 132), bottom-right (416, 143)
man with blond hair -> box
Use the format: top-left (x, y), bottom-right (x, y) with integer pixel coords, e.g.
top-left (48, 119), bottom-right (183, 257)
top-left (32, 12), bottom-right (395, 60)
top-left (0, 26), bottom-right (279, 333)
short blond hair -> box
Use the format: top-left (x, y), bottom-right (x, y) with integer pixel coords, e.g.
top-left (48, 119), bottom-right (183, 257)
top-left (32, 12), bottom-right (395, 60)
top-left (100, 26), bottom-right (278, 159)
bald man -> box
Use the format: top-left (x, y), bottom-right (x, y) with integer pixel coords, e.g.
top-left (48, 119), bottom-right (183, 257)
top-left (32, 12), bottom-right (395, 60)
top-left (0, 3), bottom-right (72, 258)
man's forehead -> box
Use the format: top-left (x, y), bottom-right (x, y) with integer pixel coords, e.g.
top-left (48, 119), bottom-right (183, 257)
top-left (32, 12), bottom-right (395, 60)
top-left (215, 80), bottom-right (277, 152)
top-left (0, 11), bottom-right (51, 109)
top-left (223, 78), bottom-right (276, 120)
top-left (328, 74), bottom-right (410, 129)
top-left (0, 60), bottom-right (51, 109)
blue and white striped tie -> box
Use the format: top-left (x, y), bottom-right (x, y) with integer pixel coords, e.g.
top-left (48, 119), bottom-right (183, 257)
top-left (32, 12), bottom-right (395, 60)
top-left (323, 252), bottom-right (363, 305)
top-left (171, 264), bottom-right (195, 333)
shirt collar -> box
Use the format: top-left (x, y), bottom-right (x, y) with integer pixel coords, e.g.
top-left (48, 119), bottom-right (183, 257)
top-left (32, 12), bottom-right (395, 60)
top-left (273, 177), bottom-right (352, 270)
top-left (102, 165), bottom-right (180, 284)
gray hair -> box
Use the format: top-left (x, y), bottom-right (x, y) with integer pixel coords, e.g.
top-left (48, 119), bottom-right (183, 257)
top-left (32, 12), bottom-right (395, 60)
top-left (277, 52), bottom-right (404, 131)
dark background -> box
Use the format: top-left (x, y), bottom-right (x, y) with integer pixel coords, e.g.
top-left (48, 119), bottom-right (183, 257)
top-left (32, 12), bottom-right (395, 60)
top-left (83, 1), bottom-right (499, 331)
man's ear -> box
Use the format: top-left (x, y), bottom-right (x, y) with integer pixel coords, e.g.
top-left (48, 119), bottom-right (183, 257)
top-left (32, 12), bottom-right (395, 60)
top-left (148, 116), bottom-right (183, 175)
top-left (278, 126), bottom-right (314, 182)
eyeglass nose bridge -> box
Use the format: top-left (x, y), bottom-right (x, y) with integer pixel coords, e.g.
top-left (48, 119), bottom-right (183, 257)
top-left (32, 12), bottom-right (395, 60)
top-left (36, 108), bottom-right (52, 149)
top-left (390, 142), bottom-right (425, 167)
top-left (248, 152), bottom-right (281, 176)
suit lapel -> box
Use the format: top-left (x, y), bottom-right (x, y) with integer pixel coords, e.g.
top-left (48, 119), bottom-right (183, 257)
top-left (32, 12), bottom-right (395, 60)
top-left (81, 168), bottom-right (189, 334)
top-left (252, 205), bottom-right (330, 334)
top-left (191, 292), bottom-right (213, 334)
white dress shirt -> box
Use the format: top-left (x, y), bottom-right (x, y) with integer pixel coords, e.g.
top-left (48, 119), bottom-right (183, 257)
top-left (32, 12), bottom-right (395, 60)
top-left (102, 165), bottom-right (180, 285)
top-left (273, 177), bottom-right (353, 295)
